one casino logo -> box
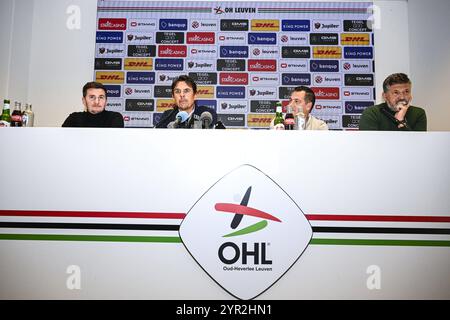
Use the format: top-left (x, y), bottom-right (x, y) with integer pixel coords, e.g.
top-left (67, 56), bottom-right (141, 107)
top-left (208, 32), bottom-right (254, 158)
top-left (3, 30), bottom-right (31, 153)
top-left (179, 165), bottom-right (312, 299)
top-left (343, 62), bottom-right (351, 70)
top-left (280, 35), bottom-right (288, 43)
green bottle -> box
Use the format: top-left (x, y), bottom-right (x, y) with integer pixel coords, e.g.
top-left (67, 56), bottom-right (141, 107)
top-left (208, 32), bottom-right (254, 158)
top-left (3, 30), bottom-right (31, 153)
top-left (0, 99), bottom-right (11, 127)
top-left (273, 102), bottom-right (284, 130)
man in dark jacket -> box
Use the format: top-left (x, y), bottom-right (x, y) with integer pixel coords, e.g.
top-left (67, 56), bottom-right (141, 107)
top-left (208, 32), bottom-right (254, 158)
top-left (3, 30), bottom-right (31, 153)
top-left (155, 75), bottom-right (217, 128)
top-left (62, 81), bottom-right (124, 128)
top-left (359, 73), bottom-right (426, 131)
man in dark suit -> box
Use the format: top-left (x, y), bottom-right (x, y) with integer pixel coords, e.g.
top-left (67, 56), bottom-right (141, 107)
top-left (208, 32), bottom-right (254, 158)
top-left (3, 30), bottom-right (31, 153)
top-left (155, 75), bottom-right (217, 128)
top-left (359, 73), bottom-right (427, 131)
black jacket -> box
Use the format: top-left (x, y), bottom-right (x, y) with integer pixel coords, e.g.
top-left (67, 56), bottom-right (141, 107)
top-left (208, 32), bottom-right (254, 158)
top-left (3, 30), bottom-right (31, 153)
top-left (155, 105), bottom-right (217, 128)
top-left (62, 111), bottom-right (124, 128)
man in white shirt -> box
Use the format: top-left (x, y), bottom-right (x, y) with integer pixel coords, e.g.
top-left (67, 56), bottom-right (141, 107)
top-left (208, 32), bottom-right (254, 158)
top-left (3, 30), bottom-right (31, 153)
top-left (270, 86), bottom-right (328, 130)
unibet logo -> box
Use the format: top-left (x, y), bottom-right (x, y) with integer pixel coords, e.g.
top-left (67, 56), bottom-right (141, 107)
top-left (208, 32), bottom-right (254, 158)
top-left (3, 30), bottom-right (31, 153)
top-left (179, 165), bottom-right (312, 300)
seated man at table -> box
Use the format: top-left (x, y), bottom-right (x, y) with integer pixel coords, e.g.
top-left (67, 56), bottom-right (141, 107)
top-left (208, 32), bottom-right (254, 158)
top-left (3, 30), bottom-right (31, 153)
top-left (155, 75), bottom-right (217, 128)
top-left (358, 73), bottom-right (427, 131)
top-left (270, 86), bottom-right (328, 130)
top-left (62, 81), bottom-right (124, 128)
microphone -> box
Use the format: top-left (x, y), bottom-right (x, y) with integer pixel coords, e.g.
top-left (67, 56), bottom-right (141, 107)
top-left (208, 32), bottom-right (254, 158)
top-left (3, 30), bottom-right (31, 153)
top-left (168, 111), bottom-right (188, 128)
top-left (214, 121), bottom-right (226, 129)
top-left (186, 113), bottom-right (199, 129)
top-left (200, 111), bottom-right (213, 129)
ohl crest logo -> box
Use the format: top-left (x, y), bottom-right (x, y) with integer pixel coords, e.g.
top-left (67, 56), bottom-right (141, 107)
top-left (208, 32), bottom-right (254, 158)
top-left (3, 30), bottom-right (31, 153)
top-left (215, 186), bottom-right (282, 238)
top-left (179, 165), bottom-right (312, 300)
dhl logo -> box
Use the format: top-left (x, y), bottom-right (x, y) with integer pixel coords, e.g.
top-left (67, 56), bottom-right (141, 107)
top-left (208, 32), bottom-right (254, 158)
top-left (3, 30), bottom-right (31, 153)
top-left (313, 46), bottom-right (342, 58)
top-left (247, 114), bottom-right (274, 127)
top-left (95, 72), bottom-right (124, 84)
top-left (341, 33), bottom-right (370, 45)
top-left (156, 99), bottom-right (176, 112)
top-left (124, 58), bottom-right (153, 70)
top-left (251, 20), bottom-right (279, 31)
top-left (196, 86), bottom-right (214, 98)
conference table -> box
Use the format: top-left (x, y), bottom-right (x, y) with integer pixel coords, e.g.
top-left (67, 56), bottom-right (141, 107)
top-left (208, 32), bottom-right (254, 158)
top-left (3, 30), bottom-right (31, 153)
top-left (0, 128), bottom-right (449, 299)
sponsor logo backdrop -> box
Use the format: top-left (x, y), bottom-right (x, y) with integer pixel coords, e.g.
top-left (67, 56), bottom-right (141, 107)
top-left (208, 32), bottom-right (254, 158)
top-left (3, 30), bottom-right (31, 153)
top-left (95, 1), bottom-right (375, 129)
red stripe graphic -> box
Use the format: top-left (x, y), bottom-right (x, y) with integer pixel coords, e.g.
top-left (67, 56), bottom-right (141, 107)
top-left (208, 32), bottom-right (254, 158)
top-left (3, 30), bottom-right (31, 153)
top-left (0, 210), bottom-right (185, 220)
top-left (214, 203), bottom-right (282, 222)
top-left (305, 214), bottom-right (450, 223)
top-left (1, 210), bottom-right (449, 223)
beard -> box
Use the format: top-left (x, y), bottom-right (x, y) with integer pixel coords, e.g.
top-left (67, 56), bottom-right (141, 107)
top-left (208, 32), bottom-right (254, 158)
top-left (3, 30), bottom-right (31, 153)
top-left (387, 99), bottom-right (409, 112)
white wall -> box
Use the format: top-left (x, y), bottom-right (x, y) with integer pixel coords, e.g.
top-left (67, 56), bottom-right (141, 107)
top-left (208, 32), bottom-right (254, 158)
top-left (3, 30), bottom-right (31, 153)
top-left (373, 0), bottom-right (410, 98)
top-left (408, 0), bottom-right (450, 131)
top-left (27, 0), bottom-right (97, 127)
top-left (0, 0), bottom-right (14, 100)
top-left (1, 0), bottom-right (449, 129)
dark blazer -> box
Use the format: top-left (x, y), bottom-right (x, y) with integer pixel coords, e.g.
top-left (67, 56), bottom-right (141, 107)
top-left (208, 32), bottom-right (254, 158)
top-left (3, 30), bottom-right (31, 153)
top-left (155, 105), bottom-right (217, 128)
top-left (62, 111), bottom-right (124, 128)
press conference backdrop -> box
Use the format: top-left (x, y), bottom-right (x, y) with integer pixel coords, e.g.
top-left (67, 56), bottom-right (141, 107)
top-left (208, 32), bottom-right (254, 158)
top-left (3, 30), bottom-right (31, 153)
top-left (0, 128), bottom-right (449, 299)
top-left (94, 1), bottom-right (376, 129)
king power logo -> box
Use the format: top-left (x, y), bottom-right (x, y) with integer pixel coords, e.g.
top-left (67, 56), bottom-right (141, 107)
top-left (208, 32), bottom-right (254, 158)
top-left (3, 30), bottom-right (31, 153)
top-left (179, 165), bottom-right (312, 300)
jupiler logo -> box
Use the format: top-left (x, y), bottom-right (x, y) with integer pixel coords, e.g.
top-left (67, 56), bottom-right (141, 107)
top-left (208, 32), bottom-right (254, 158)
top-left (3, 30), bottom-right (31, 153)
top-left (179, 165), bottom-right (312, 300)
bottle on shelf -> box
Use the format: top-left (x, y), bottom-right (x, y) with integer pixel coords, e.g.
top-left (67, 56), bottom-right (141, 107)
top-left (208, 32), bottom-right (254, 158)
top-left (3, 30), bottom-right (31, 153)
top-left (22, 104), bottom-right (34, 127)
top-left (10, 101), bottom-right (23, 127)
top-left (273, 101), bottom-right (285, 130)
top-left (284, 105), bottom-right (295, 130)
top-left (0, 99), bottom-right (11, 127)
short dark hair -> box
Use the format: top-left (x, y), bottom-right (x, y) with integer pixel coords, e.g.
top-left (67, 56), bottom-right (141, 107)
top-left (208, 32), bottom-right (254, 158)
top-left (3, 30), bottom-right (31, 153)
top-left (292, 86), bottom-right (316, 107)
top-left (83, 81), bottom-right (107, 98)
top-left (171, 75), bottom-right (197, 94)
top-left (383, 73), bottom-right (411, 93)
